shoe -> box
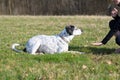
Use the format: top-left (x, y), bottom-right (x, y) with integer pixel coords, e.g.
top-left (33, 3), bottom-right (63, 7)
top-left (115, 48), bottom-right (120, 53)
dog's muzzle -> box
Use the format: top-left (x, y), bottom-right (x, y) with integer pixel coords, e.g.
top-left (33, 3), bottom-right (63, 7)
top-left (73, 29), bottom-right (82, 35)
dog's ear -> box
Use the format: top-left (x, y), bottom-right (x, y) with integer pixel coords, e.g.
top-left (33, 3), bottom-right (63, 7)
top-left (65, 25), bottom-right (75, 35)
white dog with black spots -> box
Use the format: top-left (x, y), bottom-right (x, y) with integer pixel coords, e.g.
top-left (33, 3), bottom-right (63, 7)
top-left (12, 25), bottom-right (83, 54)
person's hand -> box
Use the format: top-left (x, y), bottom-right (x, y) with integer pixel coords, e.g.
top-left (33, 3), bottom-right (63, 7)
top-left (91, 42), bottom-right (103, 46)
top-left (111, 8), bottom-right (118, 17)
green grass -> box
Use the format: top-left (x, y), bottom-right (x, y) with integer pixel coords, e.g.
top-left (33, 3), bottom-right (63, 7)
top-left (0, 15), bottom-right (120, 80)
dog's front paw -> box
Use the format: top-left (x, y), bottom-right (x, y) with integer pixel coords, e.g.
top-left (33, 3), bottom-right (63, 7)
top-left (66, 51), bottom-right (85, 54)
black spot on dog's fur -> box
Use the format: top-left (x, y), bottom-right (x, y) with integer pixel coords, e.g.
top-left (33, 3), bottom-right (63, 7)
top-left (66, 25), bottom-right (75, 35)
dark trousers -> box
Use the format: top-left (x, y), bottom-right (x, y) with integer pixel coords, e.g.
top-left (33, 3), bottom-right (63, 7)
top-left (109, 20), bottom-right (120, 45)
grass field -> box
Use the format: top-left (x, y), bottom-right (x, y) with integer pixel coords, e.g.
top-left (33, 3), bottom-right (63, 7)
top-left (0, 16), bottom-right (120, 80)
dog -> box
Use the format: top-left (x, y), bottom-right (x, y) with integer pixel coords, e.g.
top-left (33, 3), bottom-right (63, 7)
top-left (12, 25), bottom-right (83, 54)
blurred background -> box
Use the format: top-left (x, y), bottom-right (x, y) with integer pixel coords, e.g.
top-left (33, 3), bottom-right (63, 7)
top-left (0, 0), bottom-right (112, 15)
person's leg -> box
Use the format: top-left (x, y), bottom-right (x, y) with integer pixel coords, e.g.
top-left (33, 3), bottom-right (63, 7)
top-left (115, 31), bottom-right (120, 45)
top-left (115, 34), bottom-right (120, 53)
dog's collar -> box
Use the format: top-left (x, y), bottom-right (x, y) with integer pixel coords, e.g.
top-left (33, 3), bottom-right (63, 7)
top-left (59, 36), bottom-right (69, 43)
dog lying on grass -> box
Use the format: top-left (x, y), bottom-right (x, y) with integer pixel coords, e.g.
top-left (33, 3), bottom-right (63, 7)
top-left (12, 25), bottom-right (83, 54)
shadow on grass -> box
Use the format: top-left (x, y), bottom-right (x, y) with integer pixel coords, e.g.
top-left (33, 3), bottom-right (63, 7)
top-left (32, 46), bottom-right (116, 63)
top-left (69, 46), bottom-right (115, 55)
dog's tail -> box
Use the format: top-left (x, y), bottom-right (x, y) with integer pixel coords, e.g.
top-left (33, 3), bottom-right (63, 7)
top-left (12, 43), bottom-right (25, 53)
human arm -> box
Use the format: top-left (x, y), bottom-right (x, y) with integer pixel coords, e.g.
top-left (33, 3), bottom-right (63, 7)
top-left (101, 30), bottom-right (116, 44)
top-left (92, 30), bottom-right (117, 46)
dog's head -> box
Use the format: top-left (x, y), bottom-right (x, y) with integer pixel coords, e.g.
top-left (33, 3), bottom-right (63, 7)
top-left (65, 25), bottom-right (82, 36)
